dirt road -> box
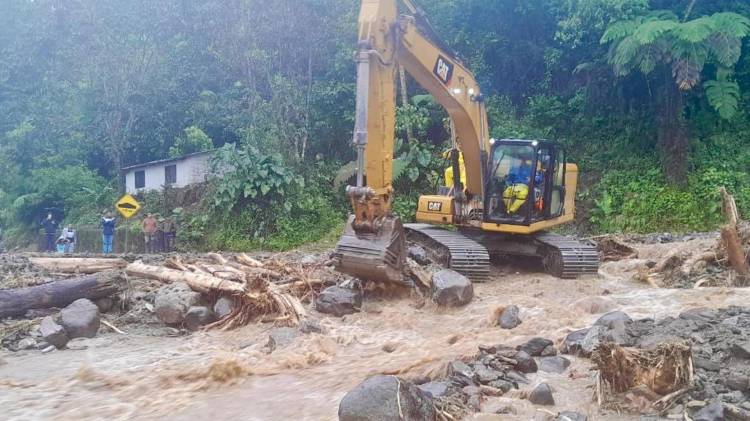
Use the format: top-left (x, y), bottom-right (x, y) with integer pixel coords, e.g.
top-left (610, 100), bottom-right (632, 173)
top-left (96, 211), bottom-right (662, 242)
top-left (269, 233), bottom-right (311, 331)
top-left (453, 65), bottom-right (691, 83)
top-left (2, 237), bottom-right (748, 420)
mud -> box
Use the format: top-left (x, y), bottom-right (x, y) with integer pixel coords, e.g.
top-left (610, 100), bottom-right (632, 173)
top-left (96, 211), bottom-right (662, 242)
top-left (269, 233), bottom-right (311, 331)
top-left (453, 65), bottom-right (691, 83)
top-left (2, 237), bottom-right (750, 420)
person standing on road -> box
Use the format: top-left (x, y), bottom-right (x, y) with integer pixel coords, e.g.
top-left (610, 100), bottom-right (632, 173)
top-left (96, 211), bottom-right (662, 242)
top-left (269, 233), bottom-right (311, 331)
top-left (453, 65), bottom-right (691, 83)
top-left (101, 212), bottom-right (116, 254)
top-left (162, 216), bottom-right (176, 252)
top-left (62, 225), bottom-right (76, 253)
top-left (141, 213), bottom-right (158, 253)
top-left (41, 213), bottom-right (58, 252)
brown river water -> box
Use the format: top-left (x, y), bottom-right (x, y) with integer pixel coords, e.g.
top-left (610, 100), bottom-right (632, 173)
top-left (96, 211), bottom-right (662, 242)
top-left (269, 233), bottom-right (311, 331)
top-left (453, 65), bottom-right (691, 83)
top-left (2, 238), bottom-right (748, 420)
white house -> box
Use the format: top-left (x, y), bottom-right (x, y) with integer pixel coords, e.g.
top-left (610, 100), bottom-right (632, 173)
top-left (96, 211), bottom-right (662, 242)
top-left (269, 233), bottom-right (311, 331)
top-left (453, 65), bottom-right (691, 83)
top-left (122, 151), bottom-right (214, 194)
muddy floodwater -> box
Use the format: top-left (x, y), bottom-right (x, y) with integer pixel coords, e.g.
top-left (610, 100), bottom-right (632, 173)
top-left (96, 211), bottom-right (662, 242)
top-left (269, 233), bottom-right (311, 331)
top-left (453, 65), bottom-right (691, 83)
top-left (2, 238), bottom-right (748, 420)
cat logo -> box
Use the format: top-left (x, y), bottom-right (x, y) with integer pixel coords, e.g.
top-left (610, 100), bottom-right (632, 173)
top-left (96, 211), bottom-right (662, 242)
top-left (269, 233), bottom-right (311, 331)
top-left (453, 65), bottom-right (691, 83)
top-left (427, 201), bottom-right (442, 212)
top-left (433, 55), bottom-right (454, 85)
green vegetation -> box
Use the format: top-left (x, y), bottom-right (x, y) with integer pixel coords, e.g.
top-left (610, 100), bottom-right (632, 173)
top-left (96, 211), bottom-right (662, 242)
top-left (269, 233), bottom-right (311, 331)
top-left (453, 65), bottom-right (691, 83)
top-left (1, 0), bottom-right (750, 251)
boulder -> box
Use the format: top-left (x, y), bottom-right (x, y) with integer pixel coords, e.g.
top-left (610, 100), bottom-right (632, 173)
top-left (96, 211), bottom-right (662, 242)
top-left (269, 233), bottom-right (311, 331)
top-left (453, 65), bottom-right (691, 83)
top-left (561, 329), bottom-right (589, 355)
top-left (184, 306), bottom-right (214, 331)
top-left (498, 305), bottom-right (522, 329)
top-left (316, 286), bottom-right (362, 317)
top-left (693, 400), bottom-right (724, 421)
top-left (338, 375), bottom-right (436, 421)
top-left (528, 382), bottom-right (555, 406)
top-left (580, 325), bottom-right (609, 357)
top-left (538, 356), bottom-right (571, 374)
top-left (594, 311), bottom-right (632, 329)
top-left (266, 327), bottom-right (300, 352)
top-left (513, 351), bottom-right (538, 374)
top-left (556, 411), bottom-right (587, 421)
top-left (154, 283), bottom-right (200, 325)
top-left (519, 337), bottom-right (553, 356)
top-left (60, 299), bottom-right (100, 339)
top-left (299, 319), bottom-right (326, 334)
top-left (417, 381), bottom-right (450, 399)
top-left (489, 379), bottom-right (514, 393)
top-left (40, 316), bottom-right (69, 349)
top-left (732, 341), bottom-right (750, 359)
top-left (431, 270), bottom-right (473, 307)
top-left (448, 360), bottom-right (477, 385)
top-left (408, 245), bottom-right (430, 265)
top-left (725, 372), bottom-right (749, 391)
top-left (474, 363), bottom-right (501, 384)
top-left (213, 297), bottom-right (235, 319)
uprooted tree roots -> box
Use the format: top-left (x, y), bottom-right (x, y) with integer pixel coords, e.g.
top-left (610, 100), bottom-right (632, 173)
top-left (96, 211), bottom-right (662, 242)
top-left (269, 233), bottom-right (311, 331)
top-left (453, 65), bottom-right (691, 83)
top-left (592, 342), bottom-right (693, 411)
top-left (126, 253), bottom-right (327, 330)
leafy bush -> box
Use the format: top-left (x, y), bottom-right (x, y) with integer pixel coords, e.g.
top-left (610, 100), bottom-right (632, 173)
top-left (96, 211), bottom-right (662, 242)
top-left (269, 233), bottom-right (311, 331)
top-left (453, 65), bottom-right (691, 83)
top-left (169, 126), bottom-right (214, 158)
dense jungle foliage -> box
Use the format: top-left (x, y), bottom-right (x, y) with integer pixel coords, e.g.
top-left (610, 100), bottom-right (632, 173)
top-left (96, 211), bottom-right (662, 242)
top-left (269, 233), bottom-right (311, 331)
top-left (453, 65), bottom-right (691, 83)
top-left (1, 0), bottom-right (749, 250)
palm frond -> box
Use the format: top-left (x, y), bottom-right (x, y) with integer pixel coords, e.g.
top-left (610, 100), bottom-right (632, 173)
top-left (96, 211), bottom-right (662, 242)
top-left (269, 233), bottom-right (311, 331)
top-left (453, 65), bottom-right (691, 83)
top-left (704, 79), bottom-right (740, 119)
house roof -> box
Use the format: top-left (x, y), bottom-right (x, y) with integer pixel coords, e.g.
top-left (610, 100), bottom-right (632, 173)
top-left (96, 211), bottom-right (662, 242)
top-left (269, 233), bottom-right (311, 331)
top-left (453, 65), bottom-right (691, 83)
top-left (121, 150), bottom-right (215, 172)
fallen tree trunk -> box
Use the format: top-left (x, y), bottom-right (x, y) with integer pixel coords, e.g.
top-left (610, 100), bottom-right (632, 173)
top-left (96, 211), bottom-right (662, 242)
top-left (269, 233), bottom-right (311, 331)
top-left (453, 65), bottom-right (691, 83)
top-left (125, 261), bottom-right (245, 294)
top-left (720, 187), bottom-right (750, 283)
top-left (0, 271), bottom-right (123, 318)
top-left (29, 257), bottom-right (128, 274)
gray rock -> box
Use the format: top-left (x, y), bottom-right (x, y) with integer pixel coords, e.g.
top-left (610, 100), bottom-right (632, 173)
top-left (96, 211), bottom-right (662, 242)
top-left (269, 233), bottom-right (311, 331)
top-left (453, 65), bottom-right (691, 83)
top-left (538, 356), bottom-right (571, 374)
top-left (184, 306), bottom-right (214, 331)
top-left (316, 286), bottom-right (362, 317)
top-left (338, 375), bottom-right (436, 421)
top-left (154, 283), bottom-right (200, 325)
top-left (580, 325), bottom-right (609, 357)
top-left (495, 405), bottom-right (517, 415)
top-left (448, 361), bottom-right (477, 385)
top-left (499, 305), bottom-right (521, 329)
top-left (594, 311), bottom-right (632, 329)
top-left (17, 338), bottom-right (37, 350)
top-left (94, 297), bottom-right (113, 313)
top-left (732, 341), bottom-right (750, 359)
top-left (520, 337), bottom-right (553, 356)
top-left (60, 299), bottom-right (100, 339)
top-left (514, 351), bottom-right (538, 373)
top-left (561, 329), bottom-right (589, 355)
top-left (213, 297), bottom-right (235, 319)
top-left (505, 370), bottom-right (529, 385)
top-left (474, 363), bottom-right (501, 384)
top-left (489, 379), bottom-right (514, 392)
top-left (408, 245), bottom-right (430, 265)
top-left (40, 316), bottom-right (69, 349)
top-left (725, 372), bottom-right (749, 391)
top-left (556, 411), bottom-right (587, 421)
top-left (417, 381), bottom-right (450, 398)
top-left (266, 327), bottom-right (300, 352)
top-left (541, 345), bottom-right (558, 356)
top-left (693, 400), bottom-right (724, 421)
top-left (528, 382), bottom-right (555, 406)
top-left (431, 270), bottom-right (473, 307)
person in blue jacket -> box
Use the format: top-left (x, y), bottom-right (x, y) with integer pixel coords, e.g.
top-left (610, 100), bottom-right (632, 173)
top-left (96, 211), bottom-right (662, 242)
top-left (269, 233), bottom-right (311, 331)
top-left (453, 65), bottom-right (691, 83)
top-left (101, 212), bottom-right (117, 254)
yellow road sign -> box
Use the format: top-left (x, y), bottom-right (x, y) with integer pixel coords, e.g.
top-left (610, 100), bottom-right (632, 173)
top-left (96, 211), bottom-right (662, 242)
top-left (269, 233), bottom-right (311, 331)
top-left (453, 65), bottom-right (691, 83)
top-left (116, 194), bottom-right (141, 219)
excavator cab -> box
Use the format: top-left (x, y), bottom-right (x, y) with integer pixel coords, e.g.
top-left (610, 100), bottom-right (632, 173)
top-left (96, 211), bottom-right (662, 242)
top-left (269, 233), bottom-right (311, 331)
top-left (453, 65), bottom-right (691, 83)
top-left (485, 140), bottom-right (567, 226)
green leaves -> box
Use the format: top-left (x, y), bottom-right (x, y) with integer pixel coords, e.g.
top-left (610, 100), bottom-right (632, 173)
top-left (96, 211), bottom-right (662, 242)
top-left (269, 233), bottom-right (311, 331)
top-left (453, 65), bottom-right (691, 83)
top-left (704, 79), bottom-right (741, 120)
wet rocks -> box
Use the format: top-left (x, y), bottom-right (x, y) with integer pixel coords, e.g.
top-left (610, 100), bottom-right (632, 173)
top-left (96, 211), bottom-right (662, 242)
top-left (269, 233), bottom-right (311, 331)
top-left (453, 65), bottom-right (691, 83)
top-left (154, 282), bottom-right (200, 325)
top-left (94, 297), bottom-right (114, 313)
top-left (408, 245), bottom-right (430, 265)
top-left (338, 375), bottom-right (436, 421)
top-left (213, 297), bottom-right (235, 319)
top-left (541, 345), bottom-right (558, 356)
top-left (184, 306), bottom-right (214, 331)
top-left (538, 356), bottom-right (571, 374)
top-left (448, 360), bottom-right (477, 385)
top-left (519, 337), bottom-right (553, 356)
top-left (528, 382), bottom-right (555, 406)
top-left (40, 316), bottom-right (69, 349)
top-left (498, 305), bottom-right (521, 329)
top-left (60, 299), bottom-right (100, 339)
top-left (431, 270), bottom-right (473, 307)
top-left (561, 329), bottom-right (589, 355)
top-left (17, 338), bottom-right (37, 350)
top-left (417, 381), bottom-right (450, 399)
top-left (266, 327), bottom-right (300, 352)
top-left (694, 400), bottom-right (724, 421)
top-left (299, 319), bottom-right (326, 334)
top-left (513, 351), bottom-right (538, 373)
top-left (315, 285), bottom-right (362, 317)
top-left (594, 311), bottom-right (632, 329)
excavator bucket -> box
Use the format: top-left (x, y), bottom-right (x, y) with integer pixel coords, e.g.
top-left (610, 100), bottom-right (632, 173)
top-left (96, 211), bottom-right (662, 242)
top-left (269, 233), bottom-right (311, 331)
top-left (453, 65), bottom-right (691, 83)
top-left (333, 215), bottom-right (407, 284)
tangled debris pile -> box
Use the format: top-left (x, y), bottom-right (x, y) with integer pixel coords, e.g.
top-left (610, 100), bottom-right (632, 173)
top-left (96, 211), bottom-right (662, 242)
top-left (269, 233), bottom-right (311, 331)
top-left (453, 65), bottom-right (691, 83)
top-left (0, 254), bottom-right (52, 289)
top-left (570, 307), bottom-right (750, 419)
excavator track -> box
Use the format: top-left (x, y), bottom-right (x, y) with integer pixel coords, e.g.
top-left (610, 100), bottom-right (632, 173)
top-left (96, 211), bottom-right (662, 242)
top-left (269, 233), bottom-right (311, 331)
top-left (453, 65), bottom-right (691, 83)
top-left (405, 224), bottom-right (490, 282)
top-left (534, 232), bottom-right (600, 279)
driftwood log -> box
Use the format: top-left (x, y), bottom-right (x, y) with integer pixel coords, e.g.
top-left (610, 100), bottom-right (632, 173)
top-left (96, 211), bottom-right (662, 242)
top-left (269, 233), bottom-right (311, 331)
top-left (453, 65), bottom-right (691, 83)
top-left (0, 271), bottom-right (123, 318)
top-left (720, 187), bottom-right (750, 282)
top-left (29, 257), bottom-right (128, 274)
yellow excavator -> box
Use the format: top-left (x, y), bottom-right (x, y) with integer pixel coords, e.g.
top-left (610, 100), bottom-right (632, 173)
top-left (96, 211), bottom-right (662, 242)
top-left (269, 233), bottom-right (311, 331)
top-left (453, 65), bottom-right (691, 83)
top-left (334, 0), bottom-right (599, 283)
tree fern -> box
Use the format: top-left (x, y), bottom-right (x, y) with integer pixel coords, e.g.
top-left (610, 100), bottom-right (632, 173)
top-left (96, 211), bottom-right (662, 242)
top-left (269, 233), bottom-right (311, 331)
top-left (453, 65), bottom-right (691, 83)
top-left (633, 20), bottom-right (678, 44)
top-left (704, 79), bottom-right (740, 120)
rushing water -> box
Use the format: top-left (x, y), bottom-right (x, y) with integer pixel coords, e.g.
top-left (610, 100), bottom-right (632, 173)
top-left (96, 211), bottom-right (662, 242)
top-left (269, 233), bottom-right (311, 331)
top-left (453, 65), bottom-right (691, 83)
top-left (2, 240), bottom-right (748, 420)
